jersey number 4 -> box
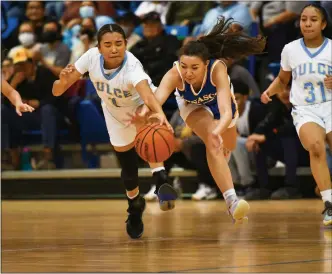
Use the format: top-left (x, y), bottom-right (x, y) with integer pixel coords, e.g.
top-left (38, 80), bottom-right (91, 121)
top-left (304, 81), bottom-right (326, 103)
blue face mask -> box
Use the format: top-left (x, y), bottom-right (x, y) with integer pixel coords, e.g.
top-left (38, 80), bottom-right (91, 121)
top-left (79, 6), bottom-right (95, 18)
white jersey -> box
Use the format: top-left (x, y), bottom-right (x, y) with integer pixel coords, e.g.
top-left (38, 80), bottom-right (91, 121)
top-left (281, 37), bottom-right (332, 106)
top-left (75, 48), bottom-right (155, 109)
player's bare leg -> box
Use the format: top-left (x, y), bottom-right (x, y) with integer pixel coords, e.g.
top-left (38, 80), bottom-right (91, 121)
top-left (186, 108), bottom-right (250, 224)
top-left (299, 123), bottom-right (332, 226)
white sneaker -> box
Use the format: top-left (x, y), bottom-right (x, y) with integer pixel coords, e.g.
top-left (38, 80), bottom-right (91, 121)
top-left (228, 199), bottom-right (250, 224)
top-left (144, 184), bottom-right (158, 201)
top-left (192, 183), bottom-right (217, 201)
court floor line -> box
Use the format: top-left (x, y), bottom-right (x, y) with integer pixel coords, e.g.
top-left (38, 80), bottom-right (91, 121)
top-left (162, 258), bottom-right (332, 273)
top-left (2, 236), bottom-right (330, 253)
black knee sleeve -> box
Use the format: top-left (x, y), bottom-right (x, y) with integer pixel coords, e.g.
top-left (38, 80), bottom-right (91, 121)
top-left (115, 148), bottom-right (139, 191)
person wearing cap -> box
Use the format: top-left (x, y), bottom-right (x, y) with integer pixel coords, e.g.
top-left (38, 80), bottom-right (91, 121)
top-left (115, 12), bottom-right (142, 50)
top-left (130, 11), bottom-right (181, 86)
top-left (2, 48), bottom-right (66, 170)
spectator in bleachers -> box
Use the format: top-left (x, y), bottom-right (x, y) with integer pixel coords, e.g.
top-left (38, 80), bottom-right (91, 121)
top-left (244, 85), bottom-right (310, 200)
top-left (79, 1), bottom-right (114, 30)
top-left (7, 22), bottom-right (41, 60)
top-left (45, 1), bottom-right (65, 21)
top-left (70, 17), bottom-right (97, 64)
top-left (250, 1), bottom-right (308, 62)
top-left (2, 1), bottom-right (47, 51)
top-left (25, 1), bottom-right (48, 43)
top-left (134, 1), bottom-right (170, 25)
top-left (199, 1), bottom-right (252, 35)
top-left (130, 12), bottom-right (182, 86)
top-left (32, 19), bottom-right (71, 77)
top-left (145, 110), bottom-right (218, 201)
top-left (165, 2), bottom-right (216, 31)
top-left (228, 79), bottom-right (266, 195)
top-left (2, 48), bottom-right (67, 170)
top-left (228, 59), bottom-right (261, 98)
top-left (60, 1), bottom-right (82, 27)
top-left (115, 12), bottom-right (142, 50)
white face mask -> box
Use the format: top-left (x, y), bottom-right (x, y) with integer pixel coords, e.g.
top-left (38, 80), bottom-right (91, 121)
top-left (79, 6), bottom-right (95, 18)
top-left (18, 32), bottom-right (35, 47)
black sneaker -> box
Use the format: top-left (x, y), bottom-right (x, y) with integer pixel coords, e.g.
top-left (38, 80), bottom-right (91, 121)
top-left (153, 170), bottom-right (178, 211)
top-left (126, 196), bottom-right (146, 239)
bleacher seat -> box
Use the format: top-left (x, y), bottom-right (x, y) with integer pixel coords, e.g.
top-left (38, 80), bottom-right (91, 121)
top-left (76, 100), bottom-right (109, 168)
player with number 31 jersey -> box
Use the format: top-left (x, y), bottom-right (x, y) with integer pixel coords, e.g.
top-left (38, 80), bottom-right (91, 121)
top-left (261, 3), bottom-right (332, 227)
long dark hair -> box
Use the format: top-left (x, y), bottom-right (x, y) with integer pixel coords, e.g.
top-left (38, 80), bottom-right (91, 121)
top-left (300, 3), bottom-right (332, 39)
top-left (179, 17), bottom-right (266, 61)
top-left (97, 23), bottom-right (126, 45)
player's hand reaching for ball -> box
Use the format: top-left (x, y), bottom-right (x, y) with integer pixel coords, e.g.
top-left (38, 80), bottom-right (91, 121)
top-left (148, 113), bottom-right (174, 133)
top-left (261, 90), bottom-right (272, 104)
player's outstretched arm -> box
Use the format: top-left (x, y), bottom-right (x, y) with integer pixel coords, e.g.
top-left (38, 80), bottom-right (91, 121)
top-left (52, 64), bottom-right (82, 97)
top-left (135, 79), bottom-right (173, 132)
top-left (261, 69), bottom-right (291, 104)
top-left (213, 63), bottom-right (233, 137)
top-left (1, 78), bottom-right (35, 116)
top-left (154, 67), bottom-right (179, 106)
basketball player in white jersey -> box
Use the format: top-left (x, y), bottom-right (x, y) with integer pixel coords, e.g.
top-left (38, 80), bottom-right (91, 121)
top-left (261, 3), bottom-right (332, 226)
top-left (52, 24), bottom-right (178, 239)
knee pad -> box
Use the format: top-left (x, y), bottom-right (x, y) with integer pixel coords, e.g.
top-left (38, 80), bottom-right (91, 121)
top-left (115, 148), bottom-right (139, 191)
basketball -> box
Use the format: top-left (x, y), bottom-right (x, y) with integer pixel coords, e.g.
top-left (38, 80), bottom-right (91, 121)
top-left (135, 123), bottom-right (175, 163)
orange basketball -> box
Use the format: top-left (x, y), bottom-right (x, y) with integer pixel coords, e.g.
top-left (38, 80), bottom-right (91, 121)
top-left (135, 123), bottom-right (175, 163)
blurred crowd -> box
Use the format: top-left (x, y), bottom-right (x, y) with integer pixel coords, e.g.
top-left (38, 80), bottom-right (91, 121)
top-left (1, 1), bottom-right (332, 200)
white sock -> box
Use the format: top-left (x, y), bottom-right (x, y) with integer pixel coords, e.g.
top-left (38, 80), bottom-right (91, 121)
top-left (320, 189), bottom-right (332, 203)
top-left (223, 188), bottom-right (237, 207)
top-left (151, 167), bottom-right (165, 174)
top-left (127, 190), bottom-right (139, 200)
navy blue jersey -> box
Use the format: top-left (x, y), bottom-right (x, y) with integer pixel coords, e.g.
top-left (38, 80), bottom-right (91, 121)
top-left (174, 59), bottom-right (237, 120)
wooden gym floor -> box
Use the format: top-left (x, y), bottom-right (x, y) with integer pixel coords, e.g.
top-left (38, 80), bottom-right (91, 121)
top-left (2, 199), bottom-right (332, 273)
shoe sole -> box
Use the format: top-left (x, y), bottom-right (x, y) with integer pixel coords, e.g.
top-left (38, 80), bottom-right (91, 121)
top-left (232, 200), bottom-right (250, 224)
top-left (158, 184), bottom-right (178, 211)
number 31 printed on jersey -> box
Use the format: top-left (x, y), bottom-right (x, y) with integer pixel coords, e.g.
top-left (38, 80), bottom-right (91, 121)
top-left (304, 81), bottom-right (327, 103)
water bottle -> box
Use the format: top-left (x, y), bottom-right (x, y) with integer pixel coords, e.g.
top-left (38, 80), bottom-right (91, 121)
top-left (21, 147), bottom-right (32, 171)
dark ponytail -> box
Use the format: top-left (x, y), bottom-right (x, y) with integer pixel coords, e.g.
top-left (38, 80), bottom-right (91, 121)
top-left (180, 17), bottom-right (266, 61)
top-left (300, 3), bottom-right (332, 39)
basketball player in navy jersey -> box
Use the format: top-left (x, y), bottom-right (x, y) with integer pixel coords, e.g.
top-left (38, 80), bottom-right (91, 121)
top-left (134, 17), bottom-right (266, 223)
top-left (52, 24), bottom-right (178, 239)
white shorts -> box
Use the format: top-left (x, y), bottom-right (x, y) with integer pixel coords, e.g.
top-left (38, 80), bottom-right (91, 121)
top-left (291, 101), bottom-right (332, 135)
top-left (102, 102), bottom-right (141, 147)
top-left (175, 95), bottom-right (237, 128)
